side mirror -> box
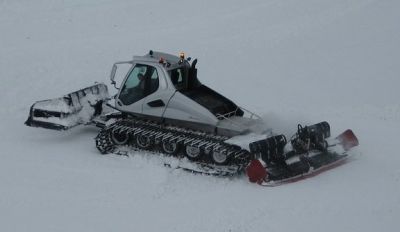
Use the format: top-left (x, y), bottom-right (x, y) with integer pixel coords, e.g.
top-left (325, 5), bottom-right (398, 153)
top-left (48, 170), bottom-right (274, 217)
top-left (109, 60), bottom-right (134, 90)
top-left (110, 64), bottom-right (118, 89)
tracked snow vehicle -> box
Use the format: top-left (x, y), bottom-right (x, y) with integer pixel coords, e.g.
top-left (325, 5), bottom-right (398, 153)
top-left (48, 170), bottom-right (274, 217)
top-left (25, 51), bottom-right (358, 185)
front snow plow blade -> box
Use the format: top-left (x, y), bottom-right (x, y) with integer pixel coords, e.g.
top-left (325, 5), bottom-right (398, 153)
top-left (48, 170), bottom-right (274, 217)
top-left (25, 83), bottom-right (109, 130)
top-left (246, 122), bottom-right (359, 186)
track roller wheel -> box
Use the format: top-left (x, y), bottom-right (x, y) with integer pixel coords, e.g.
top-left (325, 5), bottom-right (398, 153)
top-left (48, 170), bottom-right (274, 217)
top-left (161, 140), bottom-right (180, 155)
top-left (110, 128), bottom-right (129, 145)
top-left (136, 134), bottom-right (152, 149)
top-left (211, 150), bottom-right (229, 165)
top-left (184, 145), bottom-right (202, 160)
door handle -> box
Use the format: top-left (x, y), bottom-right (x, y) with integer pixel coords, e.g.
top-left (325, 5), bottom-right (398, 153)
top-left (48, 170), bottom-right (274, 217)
top-left (147, 99), bottom-right (165, 107)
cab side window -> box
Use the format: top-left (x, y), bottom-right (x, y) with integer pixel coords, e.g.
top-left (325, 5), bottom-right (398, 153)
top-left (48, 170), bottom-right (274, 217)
top-left (118, 64), bottom-right (159, 105)
top-left (149, 67), bottom-right (159, 94)
top-left (169, 68), bottom-right (186, 90)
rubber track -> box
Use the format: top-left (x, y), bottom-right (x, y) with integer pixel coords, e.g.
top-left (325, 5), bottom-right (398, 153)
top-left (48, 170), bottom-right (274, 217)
top-left (95, 119), bottom-right (251, 176)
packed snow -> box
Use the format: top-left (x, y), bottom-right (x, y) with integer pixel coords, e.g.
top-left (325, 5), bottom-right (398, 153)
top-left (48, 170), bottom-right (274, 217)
top-left (1, 0), bottom-right (399, 231)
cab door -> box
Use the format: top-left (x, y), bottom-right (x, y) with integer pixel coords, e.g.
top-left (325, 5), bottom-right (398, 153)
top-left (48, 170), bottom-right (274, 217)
top-left (141, 65), bottom-right (175, 119)
top-left (116, 63), bottom-right (157, 115)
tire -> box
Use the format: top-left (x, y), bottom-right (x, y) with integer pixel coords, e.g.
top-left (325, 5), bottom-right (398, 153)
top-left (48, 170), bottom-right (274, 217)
top-left (110, 128), bottom-right (129, 145)
top-left (211, 150), bottom-right (229, 165)
top-left (184, 145), bottom-right (202, 160)
top-left (136, 134), bottom-right (152, 149)
top-left (161, 140), bottom-right (180, 155)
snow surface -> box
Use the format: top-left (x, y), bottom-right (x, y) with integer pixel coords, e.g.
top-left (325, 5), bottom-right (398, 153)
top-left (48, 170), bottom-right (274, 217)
top-left (1, 0), bottom-right (400, 231)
